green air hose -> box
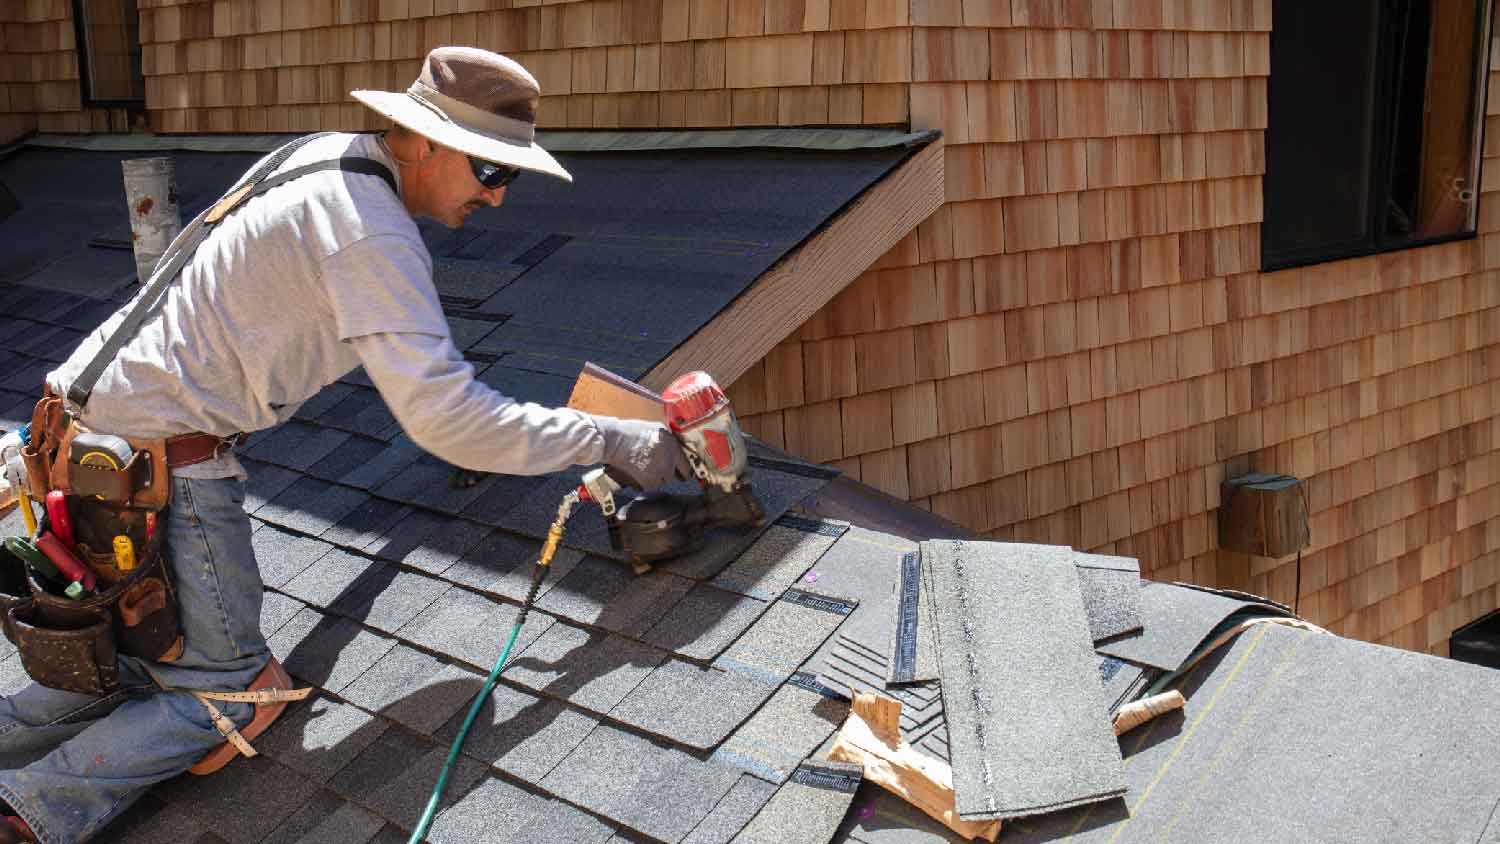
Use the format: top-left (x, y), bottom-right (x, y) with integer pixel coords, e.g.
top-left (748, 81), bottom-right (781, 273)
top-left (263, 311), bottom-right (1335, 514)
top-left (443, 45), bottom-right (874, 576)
top-left (408, 491), bottom-right (578, 844)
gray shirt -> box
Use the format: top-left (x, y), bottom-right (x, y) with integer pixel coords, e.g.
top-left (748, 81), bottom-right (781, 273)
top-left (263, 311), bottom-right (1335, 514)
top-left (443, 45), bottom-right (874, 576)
top-left (48, 132), bottom-right (606, 479)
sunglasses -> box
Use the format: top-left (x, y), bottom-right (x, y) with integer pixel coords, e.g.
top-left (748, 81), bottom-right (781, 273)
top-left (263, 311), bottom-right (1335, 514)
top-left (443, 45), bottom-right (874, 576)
top-left (468, 156), bottom-right (521, 190)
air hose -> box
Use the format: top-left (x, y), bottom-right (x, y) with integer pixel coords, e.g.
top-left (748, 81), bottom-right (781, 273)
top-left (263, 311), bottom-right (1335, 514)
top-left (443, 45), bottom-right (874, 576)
top-left (408, 490), bottom-right (579, 844)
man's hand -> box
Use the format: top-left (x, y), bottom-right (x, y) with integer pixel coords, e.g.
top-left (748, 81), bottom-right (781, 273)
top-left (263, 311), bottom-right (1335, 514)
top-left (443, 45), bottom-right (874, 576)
top-left (593, 416), bottom-right (691, 492)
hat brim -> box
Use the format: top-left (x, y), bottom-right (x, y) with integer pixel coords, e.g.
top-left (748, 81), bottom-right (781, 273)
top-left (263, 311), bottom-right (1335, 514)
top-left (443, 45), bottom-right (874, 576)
top-left (351, 89), bottom-right (572, 183)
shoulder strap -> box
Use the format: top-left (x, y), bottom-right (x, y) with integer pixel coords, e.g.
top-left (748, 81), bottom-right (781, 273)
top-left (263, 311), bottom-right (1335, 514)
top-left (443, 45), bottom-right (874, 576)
top-left (67, 135), bottom-right (398, 410)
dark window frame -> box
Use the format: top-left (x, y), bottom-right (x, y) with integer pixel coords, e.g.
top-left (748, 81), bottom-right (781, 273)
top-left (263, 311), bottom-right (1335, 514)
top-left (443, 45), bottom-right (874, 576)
top-left (1262, 0), bottom-right (1494, 272)
top-left (70, 0), bottom-right (146, 109)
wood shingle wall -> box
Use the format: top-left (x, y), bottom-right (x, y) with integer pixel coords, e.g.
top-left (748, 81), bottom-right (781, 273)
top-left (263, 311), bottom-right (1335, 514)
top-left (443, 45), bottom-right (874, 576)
top-left (12, 0), bottom-right (1500, 654)
top-left (0, 0), bottom-right (132, 145)
top-left (132, 0), bottom-right (914, 132)
top-left (730, 0), bottom-right (1500, 654)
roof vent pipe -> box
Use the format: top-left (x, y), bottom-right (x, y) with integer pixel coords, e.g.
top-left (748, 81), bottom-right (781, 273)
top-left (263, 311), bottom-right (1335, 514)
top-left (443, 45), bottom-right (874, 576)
top-left (121, 157), bottom-right (181, 285)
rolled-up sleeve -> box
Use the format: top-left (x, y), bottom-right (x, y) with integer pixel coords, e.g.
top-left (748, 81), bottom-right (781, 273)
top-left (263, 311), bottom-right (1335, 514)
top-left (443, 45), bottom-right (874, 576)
top-left (350, 330), bottom-right (606, 476)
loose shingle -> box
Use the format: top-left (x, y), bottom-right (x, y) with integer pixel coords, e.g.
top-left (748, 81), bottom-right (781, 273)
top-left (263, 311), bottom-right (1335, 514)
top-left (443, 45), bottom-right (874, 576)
top-left (1096, 581), bottom-right (1285, 671)
top-left (434, 680), bottom-right (599, 782)
top-left (730, 761), bottom-right (862, 844)
top-left (541, 723), bottom-right (745, 843)
top-left (711, 518), bottom-right (846, 600)
top-left (503, 623), bottom-right (664, 714)
top-left (642, 584), bottom-right (770, 662)
top-left (923, 540), bottom-right (1125, 820)
top-left (397, 586), bottom-right (555, 672)
top-left (269, 607), bottom-right (397, 693)
top-left (340, 644), bottom-right (483, 734)
top-left (258, 696), bottom-right (391, 784)
top-left (720, 589), bottom-right (856, 681)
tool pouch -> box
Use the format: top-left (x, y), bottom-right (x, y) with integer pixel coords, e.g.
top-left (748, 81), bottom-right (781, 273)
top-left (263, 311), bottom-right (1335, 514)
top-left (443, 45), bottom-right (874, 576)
top-left (10, 602), bottom-right (118, 695)
top-left (0, 544), bottom-right (32, 645)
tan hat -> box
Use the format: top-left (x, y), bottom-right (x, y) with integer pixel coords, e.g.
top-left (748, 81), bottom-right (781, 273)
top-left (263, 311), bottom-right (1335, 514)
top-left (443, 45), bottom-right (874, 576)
top-left (352, 46), bottom-right (571, 183)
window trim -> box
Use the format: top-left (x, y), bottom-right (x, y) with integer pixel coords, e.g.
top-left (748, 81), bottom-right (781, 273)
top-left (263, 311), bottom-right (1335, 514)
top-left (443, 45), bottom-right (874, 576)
top-left (70, 0), bottom-right (146, 109)
top-left (1261, 0), bottom-right (1494, 272)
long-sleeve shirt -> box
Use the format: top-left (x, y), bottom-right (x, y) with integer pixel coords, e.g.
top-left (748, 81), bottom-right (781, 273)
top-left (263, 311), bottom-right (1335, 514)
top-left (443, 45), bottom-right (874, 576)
top-left (46, 132), bottom-right (604, 479)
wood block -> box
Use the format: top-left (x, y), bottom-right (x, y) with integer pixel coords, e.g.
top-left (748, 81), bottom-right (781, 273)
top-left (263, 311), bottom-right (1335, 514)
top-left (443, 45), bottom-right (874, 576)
top-left (862, 83), bottom-right (907, 123)
top-left (1002, 194), bottom-right (1060, 252)
top-left (964, 80), bottom-right (1018, 143)
top-left (911, 82), bottom-right (970, 143)
top-left (689, 0), bottom-right (728, 37)
top-left (913, 0), bottom-right (964, 25)
top-left (728, 0), bottom-right (765, 36)
top-left (856, 328), bottom-right (918, 392)
top-left (778, 85), bottom-right (830, 123)
top-left (973, 252), bottom-right (1027, 312)
top-left (990, 28), bottom-right (1026, 80)
top-left (946, 312), bottom-right (1007, 374)
top-left (908, 436), bottom-right (953, 498)
top-left (914, 322), bottom-right (951, 381)
top-left (1014, 79), bottom-right (1057, 140)
top-left (867, 0), bottom-right (909, 27)
top-left (1000, 412), bottom-right (1049, 474)
top-left (764, 0), bottom-right (806, 32)
top-left (731, 87), bottom-right (779, 124)
top-left (860, 446), bottom-right (911, 499)
top-left (950, 198), bottom-right (1005, 259)
top-left (950, 425), bottom-right (1001, 488)
top-left (1047, 139), bottom-right (1088, 192)
top-left (982, 363), bottom-right (1029, 424)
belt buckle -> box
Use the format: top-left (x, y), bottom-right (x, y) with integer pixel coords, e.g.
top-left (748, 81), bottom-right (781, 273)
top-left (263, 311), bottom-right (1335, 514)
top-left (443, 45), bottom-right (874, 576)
top-left (212, 435), bottom-right (236, 461)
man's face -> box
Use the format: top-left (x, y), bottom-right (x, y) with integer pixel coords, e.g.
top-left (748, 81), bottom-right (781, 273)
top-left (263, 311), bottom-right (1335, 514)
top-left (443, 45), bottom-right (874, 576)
top-left (417, 143), bottom-right (507, 228)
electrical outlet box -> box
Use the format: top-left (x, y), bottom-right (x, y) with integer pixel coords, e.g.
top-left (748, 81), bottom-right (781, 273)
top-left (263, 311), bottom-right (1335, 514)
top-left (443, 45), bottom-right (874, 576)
top-left (1218, 473), bottom-right (1310, 558)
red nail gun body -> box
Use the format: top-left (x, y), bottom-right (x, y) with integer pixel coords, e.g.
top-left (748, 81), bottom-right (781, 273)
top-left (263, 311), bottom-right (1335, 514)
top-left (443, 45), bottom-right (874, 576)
top-left (580, 372), bottom-right (764, 569)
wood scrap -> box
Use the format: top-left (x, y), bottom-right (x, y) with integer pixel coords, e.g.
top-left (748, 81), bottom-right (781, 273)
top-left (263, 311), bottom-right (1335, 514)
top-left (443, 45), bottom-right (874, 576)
top-left (827, 691), bottom-right (1002, 842)
top-left (565, 362), bottom-right (664, 423)
top-left (1111, 690), bottom-right (1185, 735)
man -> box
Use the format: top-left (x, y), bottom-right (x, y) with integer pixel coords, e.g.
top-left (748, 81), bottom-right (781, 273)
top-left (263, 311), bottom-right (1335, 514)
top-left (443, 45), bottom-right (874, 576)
top-left (0, 47), bottom-right (685, 843)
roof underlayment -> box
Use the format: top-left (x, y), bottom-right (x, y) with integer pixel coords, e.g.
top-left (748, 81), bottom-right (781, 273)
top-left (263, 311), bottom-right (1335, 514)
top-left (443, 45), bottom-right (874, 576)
top-left (0, 139), bottom-right (1498, 843)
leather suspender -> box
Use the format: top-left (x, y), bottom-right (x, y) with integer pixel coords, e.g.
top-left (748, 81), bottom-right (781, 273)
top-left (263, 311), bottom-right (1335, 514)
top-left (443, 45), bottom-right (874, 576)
top-left (66, 133), bottom-right (399, 410)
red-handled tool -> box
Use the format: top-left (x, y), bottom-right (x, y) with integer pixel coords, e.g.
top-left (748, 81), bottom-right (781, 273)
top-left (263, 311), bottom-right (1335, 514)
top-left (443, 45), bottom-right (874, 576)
top-left (45, 491), bottom-right (74, 547)
top-left (34, 532), bottom-right (96, 593)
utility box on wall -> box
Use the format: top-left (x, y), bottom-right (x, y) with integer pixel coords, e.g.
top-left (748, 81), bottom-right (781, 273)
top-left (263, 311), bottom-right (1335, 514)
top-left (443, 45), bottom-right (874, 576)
top-left (1218, 473), bottom-right (1311, 558)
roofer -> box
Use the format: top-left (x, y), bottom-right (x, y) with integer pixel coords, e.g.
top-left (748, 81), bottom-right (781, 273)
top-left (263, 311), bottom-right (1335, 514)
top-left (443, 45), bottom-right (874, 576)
top-left (0, 47), bottom-right (687, 843)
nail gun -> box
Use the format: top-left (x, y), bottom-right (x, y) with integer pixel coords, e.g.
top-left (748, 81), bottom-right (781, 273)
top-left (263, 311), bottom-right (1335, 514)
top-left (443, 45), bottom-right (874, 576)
top-left (579, 371), bottom-right (764, 571)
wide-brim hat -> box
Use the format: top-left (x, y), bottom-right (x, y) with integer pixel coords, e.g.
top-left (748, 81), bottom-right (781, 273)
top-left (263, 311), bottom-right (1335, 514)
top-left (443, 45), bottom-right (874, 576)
top-left (352, 46), bottom-right (572, 183)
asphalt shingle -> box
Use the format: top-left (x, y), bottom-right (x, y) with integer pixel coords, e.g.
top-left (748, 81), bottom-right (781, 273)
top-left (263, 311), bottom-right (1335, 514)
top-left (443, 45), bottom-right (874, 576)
top-left (340, 644), bottom-right (483, 734)
top-left (502, 623), bottom-right (664, 714)
top-left (257, 696), bottom-right (391, 784)
top-left (434, 680), bottom-right (599, 782)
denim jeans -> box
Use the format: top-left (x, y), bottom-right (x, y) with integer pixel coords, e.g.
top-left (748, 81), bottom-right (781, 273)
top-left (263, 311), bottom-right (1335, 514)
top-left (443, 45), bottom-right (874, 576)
top-left (0, 477), bottom-right (267, 844)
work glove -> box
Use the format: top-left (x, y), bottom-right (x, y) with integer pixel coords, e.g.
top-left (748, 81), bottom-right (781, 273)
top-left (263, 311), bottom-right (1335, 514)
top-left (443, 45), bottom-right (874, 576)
top-left (593, 415), bottom-right (692, 492)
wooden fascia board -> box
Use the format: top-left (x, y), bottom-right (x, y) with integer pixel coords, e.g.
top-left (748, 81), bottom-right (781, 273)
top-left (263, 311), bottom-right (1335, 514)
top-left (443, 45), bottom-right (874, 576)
top-left (640, 137), bottom-right (946, 392)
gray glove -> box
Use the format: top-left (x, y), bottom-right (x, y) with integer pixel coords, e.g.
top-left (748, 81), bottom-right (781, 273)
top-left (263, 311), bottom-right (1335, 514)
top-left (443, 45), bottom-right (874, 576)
top-left (592, 415), bottom-right (691, 492)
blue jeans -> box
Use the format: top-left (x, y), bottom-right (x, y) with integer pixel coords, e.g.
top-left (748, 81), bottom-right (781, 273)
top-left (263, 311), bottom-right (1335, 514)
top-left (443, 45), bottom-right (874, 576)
top-left (0, 477), bottom-right (266, 844)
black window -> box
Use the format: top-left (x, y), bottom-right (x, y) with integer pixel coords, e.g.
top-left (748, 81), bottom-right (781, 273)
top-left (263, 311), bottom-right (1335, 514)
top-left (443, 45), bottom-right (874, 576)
top-left (1451, 608), bottom-right (1500, 668)
top-left (1263, 0), bottom-right (1492, 270)
top-left (71, 0), bottom-right (145, 106)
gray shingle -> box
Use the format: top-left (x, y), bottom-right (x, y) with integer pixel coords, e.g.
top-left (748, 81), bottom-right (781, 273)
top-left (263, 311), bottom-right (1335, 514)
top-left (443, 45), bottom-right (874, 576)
top-left (384, 517), bottom-right (494, 576)
top-left (281, 548), bottom-right (378, 610)
top-left (427, 775), bottom-right (616, 844)
top-left (252, 526), bottom-right (334, 589)
top-left (730, 761), bottom-right (862, 844)
top-left (337, 436), bottom-right (425, 490)
top-left (537, 557), bottom-right (693, 637)
top-left (304, 434), bottom-right (391, 485)
top-left (360, 742), bottom-right (490, 830)
top-left (397, 585), bottom-right (555, 672)
top-left (329, 566), bottom-right (450, 635)
top-left (292, 381), bottom-right (357, 423)
top-left (922, 540), bottom-right (1125, 820)
top-left (1075, 553), bottom-right (1143, 643)
top-left (374, 453), bottom-right (500, 514)
top-left (269, 607), bottom-right (397, 693)
top-left (322, 497), bottom-right (412, 552)
top-left (541, 723), bottom-right (745, 843)
top-left (434, 680), bottom-right (599, 782)
top-left (261, 591), bottom-right (307, 640)
top-left (502, 623), bottom-right (664, 714)
top-left (244, 459), bottom-right (303, 514)
top-left (288, 800), bottom-right (386, 844)
top-left (104, 794), bottom-right (216, 844)
top-left (257, 477), bottom-right (370, 537)
top-left (153, 755), bottom-right (320, 844)
top-left (340, 644), bottom-right (483, 734)
top-left (713, 683), bottom-right (849, 784)
top-left (318, 387), bottom-right (399, 439)
top-left (711, 518), bottom-right (846, 600)
top-left (259, 790), bottom-right (345, 844)
top-left (1095, 581), bottom-right (1282, 671)
top-left (642, 583), bottom-right (770, 662)
top-left (258, 696), bottom-right (391, 784)
top-left (606, 657), bottom-right (779, 750)
top-left (660, 470), bottom-right (833, 580)
top-left (439, 529), bottom-right (584, 602)
top-left (245, 422), bottom-right (353, 471)
top-left (719, 589), bottom-right (856, 681)
top-left (459, 473), bottom-right (548, 525)
top-left (680, 775), bottom-right (780, 844)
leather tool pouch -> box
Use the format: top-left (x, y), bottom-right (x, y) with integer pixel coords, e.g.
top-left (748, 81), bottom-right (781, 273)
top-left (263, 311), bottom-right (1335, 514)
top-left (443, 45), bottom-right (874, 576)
top-left (10, 522), bottom-right (180, 696)
top-left (0, 544), bottom-right (33, 645)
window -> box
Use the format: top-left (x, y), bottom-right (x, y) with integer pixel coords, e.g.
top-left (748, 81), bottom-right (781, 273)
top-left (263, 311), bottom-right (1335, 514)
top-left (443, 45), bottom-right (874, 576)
top-left (72, 0), bottom-right (145, 106)
top-left (1262, 0), bottom-right (1492, 270)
